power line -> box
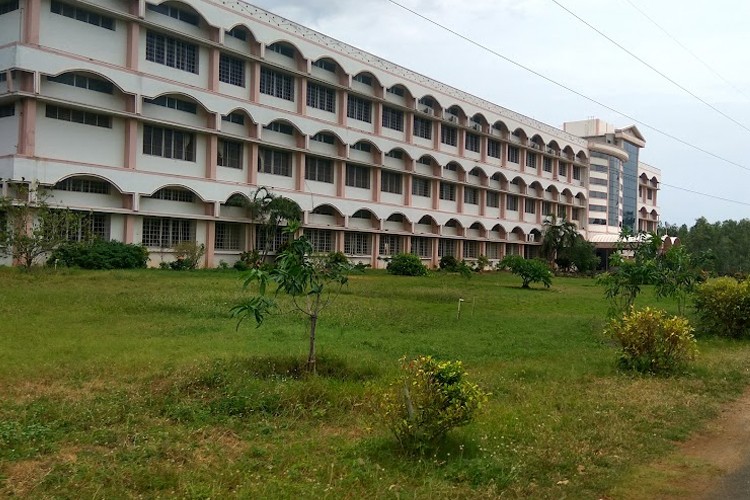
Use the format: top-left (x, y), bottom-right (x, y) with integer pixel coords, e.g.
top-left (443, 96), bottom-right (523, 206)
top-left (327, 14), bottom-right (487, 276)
top-left (549, 0), bottom-right (750, 136)
top-left (660, 182), bottom-right (750, 207)
top-left (383, 0), bottom-right (750, 175)
top-left (621, 0), bottom-right (750, 104)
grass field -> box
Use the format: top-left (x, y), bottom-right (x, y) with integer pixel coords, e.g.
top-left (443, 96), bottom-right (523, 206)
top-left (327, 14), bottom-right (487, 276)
top-left (2, 268), bottom-right (750, 498)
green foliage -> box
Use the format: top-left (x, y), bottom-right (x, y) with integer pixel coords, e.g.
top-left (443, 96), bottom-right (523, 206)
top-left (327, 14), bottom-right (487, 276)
top-left (693, 277), bottom-right (750, 338)
top-left (540, 216), bottom-right (580, 264)
top-left (439, 255), bottom-right (459, 272)
top-left (498, 255), bottom-right (552, 289)
top-left (169, 242), bottom-right (205, 270)
top-left (0, 184), bottom-right (86, 268)
top-left (653, 245), bottom-right (707, 315)
top-left (387, 252), bottom-right (428, 276)
top-left (49, 240), bottom-right (149, 269)
top-left (606, 307), bottom-right (697, 374)
top-left (380, 356), bottom-right (487, 449)
top-left (234, 249), bottom-right (264, 271)
top-left (664, 217), bottom-right (750, 276)
top-left (474, 254), bottom-right (490, 272)
top-left (562, 237), bottom-right (600, 273)
top-left (231, 222), bottom-right (353, 372)
top-left (248, 187), bottom-right (302, 260)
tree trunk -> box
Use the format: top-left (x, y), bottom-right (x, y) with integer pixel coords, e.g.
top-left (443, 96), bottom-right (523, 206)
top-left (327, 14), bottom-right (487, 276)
top-left (307, 313), bottom-right (317, 374)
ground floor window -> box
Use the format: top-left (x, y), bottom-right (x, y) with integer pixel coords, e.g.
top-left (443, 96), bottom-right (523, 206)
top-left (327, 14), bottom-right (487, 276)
top-left (215, 222), bottom-right (242, 251)
top-left (303, 228), bottom-right (333, 253)
top-left (344, 232), bottom-right (371, 256)
top-left (438, 239), bottom-right (456, 257)
top-left (411, 237), bottom-right (431, 258)
top-left (464, 240), bottom-right (479, 259)
top-left (255, 226), bottom-right (289, 254)
top-left (379, 234), bottom-right (401, 256)
top-left (142, 217), bottom-right (193, 248)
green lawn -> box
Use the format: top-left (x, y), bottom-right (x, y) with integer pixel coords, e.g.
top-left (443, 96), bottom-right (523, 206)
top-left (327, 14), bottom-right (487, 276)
top-left (1, 268), bottom-right (748, 498)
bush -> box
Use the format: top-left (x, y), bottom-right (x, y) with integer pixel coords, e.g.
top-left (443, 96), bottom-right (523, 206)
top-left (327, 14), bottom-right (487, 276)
top-left (170, 242), bottom-right (205, 270)
top-left (49, 240), bottom-right (149, 269)
top-left (606, 307), bottom-right (697, 374)
top-left (380, 356), bottom-right (487, 449)
top-left (474, 255), bottom-right (490, 272)
top-left (693, 277), bottom-right (750, 338)
top-left (498, 255), bottom-right (552, 289)
top-left (439, 255), bottom-right (459, 272)
top-left (387, 253), bottom-right (428, 276)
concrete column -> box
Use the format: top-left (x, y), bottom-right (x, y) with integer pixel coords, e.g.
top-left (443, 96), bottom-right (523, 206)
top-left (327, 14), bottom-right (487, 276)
top-left (249, 62), bottom-right (260, 102)
top-left (17, 99), bottom-right (36, 156)
top-left (295, 152), bottom-right (305, 191)
top-left (297, 76), bottom-right (307, 115)
top-left (371, 233), bottom-right (380, 269)
top-left (23, 0), bottom-right (41, 45)
top-left (206, 135), bottom-right (217, 179)
top-left (247, 142), bottom-right (258, 186)
top-left (126, 22), bottom-right (140, 71)
top-left (336, 160), bottom-right (346, 197)
top-left (208, 48), bottom-right (220, 92)
top-left (205, 220), bottom-right (216, 268)
top-left (372, 166), bottom-right (381, 202)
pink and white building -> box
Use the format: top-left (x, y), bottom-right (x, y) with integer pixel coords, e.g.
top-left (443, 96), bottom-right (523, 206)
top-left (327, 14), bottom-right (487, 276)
top-left (0, 0), bottom-right (658, 267)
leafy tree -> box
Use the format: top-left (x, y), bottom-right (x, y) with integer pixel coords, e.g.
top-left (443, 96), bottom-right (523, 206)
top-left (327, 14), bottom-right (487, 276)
top-left (653, 244), bottom-right (707, 315)
top-left (499, 255), bottom-right (552, 289)
top-left (231, 222), bottom-right (352, 373)
top-left (563, 237), bottom-right (599, 273)
top-left (0, 183), bottom-right (85, 269)
top-left (540, 215), bottom-right (580, 264)
top-left (387, 252), bottom-right (428, 276)
top-left (246, 187), bottom-right (302, 262)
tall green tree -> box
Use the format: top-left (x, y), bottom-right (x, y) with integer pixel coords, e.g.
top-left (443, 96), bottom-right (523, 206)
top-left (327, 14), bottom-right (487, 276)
top-left (246, 187), bottom-right (302, 261)
top-left (540, 215), bottom-right (579, 264)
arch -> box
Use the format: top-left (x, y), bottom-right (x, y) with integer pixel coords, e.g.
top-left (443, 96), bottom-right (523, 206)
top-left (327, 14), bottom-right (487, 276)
top-left (148, 184), bottom-right (206, 203)
top-left (547, 140), bottom-right (561, 152)
top-left (545, 184), bottom-right (560, 194)
top-left (576, 149), bottom-right (589, 161)
top-left (148, 1), bottom-right (210, 28)
top-left (386, 83), bottom-right (411, 99)
top-left (312, 204), bottom-right (345, 218)
top-left (225, 23), bottom-right (258, 44)
top-left (416, 154), bottom-right (438, 166)
top-left (45, 69), bottom-right (128, 95)
top-left (491, 223), bottom-right (507, 239)
top-left (418, 214), bottom-right (437, 226)
top-left (386, 212), bottom-right (411, 224)
top-left (445, 218), bottom-right (464, 229)
top-left (444, 161), bottom-right (466, 174)
top-left (385, 147), bottom-right (412, 160)
top-left (351, 138), bottom-right (381, 153)
top-left (510, 176), bottom-right (527, 188)
top-left (575, 192), bottom-right (587, 202)
top-left (468, 166), bottom-right (488, 178)
top-left (511, 127), bottom-right (528, 141)
top-left (530, 134), bottom-right (545, 147)
top-left (223, 106), bottom-right (256, 124)
top-left (417, 94), bottom-right (443, 112)
top-left (352, 70), bottom-right (381, 88)
top-left (351, 208), bottom-right (379, 220)
top-left (562, 145), bottom-right (575, 159)
top-left (264, 118), bottom-right (305, 136)
top-left (445, 104), bottom-right (466, 119)
top-left (310, 128), bottom-right (346, 145)
top-left (311, 56), bottom-right (343, 74)
top-left (266, 38), bottom-right (306, 60)
top-left (53, 174), bottom-right (124, 195)
top-left (223, 192), bottom-right (251, 207)
top-left (491, 171), bottom-right (508, 183)
top-left (528, 181), bottom-right (544, 195)
top-left (529, 228), bottom-right (543, 240)
top-left (471, 113), bottom-right (488, 126)
top-left (492, 120), bottom-right (509, 136)
top-left (510, 226), bottom-right (526, 238)
top-left (144, 91), bottom-right (212, 114)
top-left (469, 221), bottom-right (487, 231)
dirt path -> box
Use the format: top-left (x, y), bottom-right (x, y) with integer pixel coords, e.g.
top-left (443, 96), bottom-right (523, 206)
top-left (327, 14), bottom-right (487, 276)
top-left (624, 387), bottom-right (750, 499)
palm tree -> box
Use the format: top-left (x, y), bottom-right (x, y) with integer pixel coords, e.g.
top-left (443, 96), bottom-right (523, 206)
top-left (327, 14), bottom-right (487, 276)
top-left (541, 215), bottom-right (580, 265)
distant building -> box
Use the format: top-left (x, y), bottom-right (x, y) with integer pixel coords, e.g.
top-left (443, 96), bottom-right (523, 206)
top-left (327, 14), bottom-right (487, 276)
top-left (0, 1), bottom-right (659, 268)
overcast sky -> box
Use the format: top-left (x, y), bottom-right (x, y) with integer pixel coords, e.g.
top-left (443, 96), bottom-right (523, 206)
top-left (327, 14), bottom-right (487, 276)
top-left (244, 0), bottom-right (750, 226)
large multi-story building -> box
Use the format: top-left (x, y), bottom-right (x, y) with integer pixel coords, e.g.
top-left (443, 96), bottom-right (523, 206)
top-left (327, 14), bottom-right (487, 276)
top-left (0, 0), bottom-right (658, 268)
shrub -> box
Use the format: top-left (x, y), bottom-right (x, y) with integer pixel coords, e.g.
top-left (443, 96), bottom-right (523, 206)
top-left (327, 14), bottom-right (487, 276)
top-left (170, 242), bottom-right (205, 270)
top-left (474, 255), bottom-right (490, 272)
top-left (606, 307), bottom-right (697, 374)
top-left (498, 255), bottom-right (552, 289)
top-left (387, 253), bottom-right (428, 276)
top-left (49, 240), bottom-right (149, 269)
top-left (693, 277), bottom-right (750, 338)
top-left (439, 255), bottom-right (459, 272)
top-left (380, 356), bottom-right (487, 449)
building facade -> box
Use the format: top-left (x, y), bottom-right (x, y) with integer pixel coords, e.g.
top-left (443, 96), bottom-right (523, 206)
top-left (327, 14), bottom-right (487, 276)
top-left (0, 0), bottom-right (654, 268)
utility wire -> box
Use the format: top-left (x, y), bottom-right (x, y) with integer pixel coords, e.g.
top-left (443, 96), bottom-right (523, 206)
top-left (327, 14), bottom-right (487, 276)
top-left (621, 0), bottom-right (750, 104)
top-left (384, 0), bottom-right (750, 174)
top-left (549, 0), bottom-right (750, 136)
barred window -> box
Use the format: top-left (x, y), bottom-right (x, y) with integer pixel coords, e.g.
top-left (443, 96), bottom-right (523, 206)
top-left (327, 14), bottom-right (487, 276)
top-left (226, 27), bottom-right (247, 41)
top-left (344, 232), bottom-right (371, 256)
top-left (411, 237), bottom-right (431, 258)
top-left (47, 73), bottom-right (113, 94)
top-left (438, 239), bottom-right (456, 257)
top-left (413, 116), bottom-right (432, 139)
top-left (0, 103), bottom-right (15, 118)
top-left (353, 73), bottom-right (372, 85)
top-left (573, 166), bottom-right (583, 180)
top-left (524, 198), bottom-right (536, 214)
top-left (219, 53), bottom-right (245, 87)
top-left (146, 31), bottom-right (198, 74)
top-left (439, 182), bottom-right (455, 201)
top-left (311, 132), bottom-right (335, 144)
top-left (381, 171), bottom-right (402, 194)
top-left (465, 133), bottom-right (480, 152)
top-left (488, 139), bottom-right (501, 158)
top-left (508, 146), bottom-right (520, 163)
top-left (142, 217), bottom-right (193, 247)
top-left (268, 42), bottom-right (295, 58)
top-left (386, 150), bottom-right (403, 159)
top-left (313, 59), bottom-right (336, 72)
top-left (506, 195), bottom-right (518, 211)
top-left (558, 205), bottom-right (567, 219)
top-left (304, 229), bottom-right (333, 253)
top-left (379, 234), bottom-right (400, 256)
top-left (441, 125), bottom-right (457, 146)
top-left (145, 95), bottom-right (197, 114)
top-left (222, 112), bottom-right (245, 125)
top-left (143, 125), bottom-right (195, 161)
top-left (215, 222), bottom-right (242, 251)
top-left (256, 227), bottom-right (289, 254)
top-left (412, 177), bottom-right (431, 197)
top-left (65, 212), bottom-right (110, 242)
top-left (543, 157), bottom-right (553, 172)
top-left (305, 156), bottom-right (333, 183)
top-left (347, 95), bottom-right (372, 123)
top-left (387, 86), bottom-right (405, 96)
top-left (542, 201), bottom-right (553, 215)
top-left (382, 106), bottom-right (404, 131)
top-left (258, 148), bottom-right (291, 176)
top-left (151, 188), bottom-right (194, 203)
top-left (218, 139), bottom-right (243, 169)
top-left (346, 164), bottom-right (370, 189)
top-left (487, 191), bottom-right (499, 208)
top-left (55, 178), bottom-right (110, 194)
top-left (307, 83), bottom-right (335, 112)
top-left (147, 3), bottom-right (198, 26)
top-left (46, 104), bottom-right (111, 128)
top-left (464, 241), bottom-right (478, 259)
top-left (50, 1), bottom-right (114, 30)
top-left (260, 67), bottom-right (294, 100)
top-left (351, 141), bottom-right (371, 152)
top-left (559, 162), bottom-right (568, 177)
top-left (526, 152), bottom-right (537, 169)
top-left (264, 122), bottom-right (294, 135)
top-left (486, 242), bottom-right (500, 260)
top-left (464, 187), bottom-right (478, 205)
